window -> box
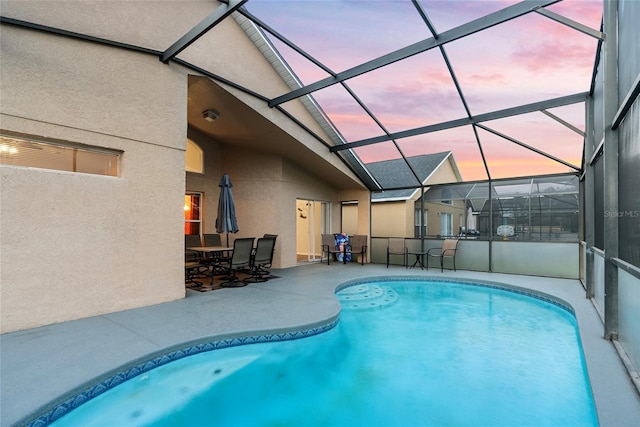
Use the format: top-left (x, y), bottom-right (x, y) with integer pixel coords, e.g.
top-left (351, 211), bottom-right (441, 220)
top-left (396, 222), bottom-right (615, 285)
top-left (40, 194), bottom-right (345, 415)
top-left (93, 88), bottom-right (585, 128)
top-left (414, 208), bottom-right (427, 237)
top-left (440, 213), bottom-right (453, 237)
top-left (185, 193), bottom-right (202, 236)
top-left (0, 132), bottom-right (120, 176)
top-left (186, 139), bottom-right (203, 173)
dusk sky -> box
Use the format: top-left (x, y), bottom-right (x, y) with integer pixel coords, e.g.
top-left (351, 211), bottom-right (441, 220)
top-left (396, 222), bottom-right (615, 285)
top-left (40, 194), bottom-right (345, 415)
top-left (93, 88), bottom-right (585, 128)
top-left (244, 0), bottom-right (603, 182)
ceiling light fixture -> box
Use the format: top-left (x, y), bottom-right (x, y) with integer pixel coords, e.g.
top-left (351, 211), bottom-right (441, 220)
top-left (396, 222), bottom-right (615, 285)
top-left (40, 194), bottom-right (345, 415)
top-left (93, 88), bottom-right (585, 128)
top-left (202, 109), bottom-right (219, 122)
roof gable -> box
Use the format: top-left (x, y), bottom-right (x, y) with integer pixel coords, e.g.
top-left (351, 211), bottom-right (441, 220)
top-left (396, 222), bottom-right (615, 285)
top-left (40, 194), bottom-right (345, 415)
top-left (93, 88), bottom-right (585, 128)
top-left (369, 152), bottom-right (453, 201)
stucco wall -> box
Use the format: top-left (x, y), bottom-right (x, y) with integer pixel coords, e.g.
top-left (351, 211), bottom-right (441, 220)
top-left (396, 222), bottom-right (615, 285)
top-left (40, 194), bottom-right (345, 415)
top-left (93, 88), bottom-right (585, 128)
top-left (372, 201), bottom-right (411, 237)
top-left (187, 142), bottom-right (345, 269)
top-left (0, 1), bottom-right (368, 332)
top-left (1, 27), bottom-right (187, 332)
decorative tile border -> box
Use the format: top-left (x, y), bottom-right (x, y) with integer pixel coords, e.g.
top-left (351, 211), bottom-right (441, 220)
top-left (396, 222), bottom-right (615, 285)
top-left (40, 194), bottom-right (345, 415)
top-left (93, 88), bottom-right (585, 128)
top-left (27, 319), bottom-right (339, 427)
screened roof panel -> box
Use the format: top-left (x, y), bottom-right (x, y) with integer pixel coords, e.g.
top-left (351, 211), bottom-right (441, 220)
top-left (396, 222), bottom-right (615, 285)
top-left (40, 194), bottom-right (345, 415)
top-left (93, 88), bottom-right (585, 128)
top-left (354, 141), bottom-right (402, 164)
top-left (235, 0), bottom-right (602, 189)
top-left (546, 0), bottom-right (604, 27)
top-left (2, 0), bottom-right (604, 193)
top-left (531, 174), bottom-right (579, 195)
top-left (395, 127), bottom-right (486, 181)
top-left (244, 0), bottom-right (430, 72)
top-left (480, 111), bottom-right (583, 168)
top-left (421, 0), bottom-right (522, 34)
top-left (307, 84), bottom-right (384, 143)
top-left (265, 37), bottom-right (333, 85)
top-left (476, 126), bottom-right (579, 179)
top-left (423, 182), bottom-right (491, 201)
top-left (442, 13), bottom-right (598, 116)
top-left (344, 49), bottom-right (469, 134)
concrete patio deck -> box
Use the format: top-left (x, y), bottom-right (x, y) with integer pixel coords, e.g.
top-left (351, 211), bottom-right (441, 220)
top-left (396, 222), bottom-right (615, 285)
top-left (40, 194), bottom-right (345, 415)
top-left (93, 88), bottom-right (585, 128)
top-left (2, 263), bottom-right (639, 426)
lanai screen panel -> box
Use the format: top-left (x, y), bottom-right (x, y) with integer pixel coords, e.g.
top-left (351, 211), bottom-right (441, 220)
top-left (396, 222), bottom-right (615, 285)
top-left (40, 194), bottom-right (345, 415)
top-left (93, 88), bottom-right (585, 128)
top-left (244, 0), bottom-right (602, 188)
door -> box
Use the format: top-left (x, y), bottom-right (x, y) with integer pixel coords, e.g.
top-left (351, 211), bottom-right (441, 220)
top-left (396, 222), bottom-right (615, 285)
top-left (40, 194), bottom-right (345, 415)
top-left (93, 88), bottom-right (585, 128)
top-left (296, 199), bottom-right (331, 262)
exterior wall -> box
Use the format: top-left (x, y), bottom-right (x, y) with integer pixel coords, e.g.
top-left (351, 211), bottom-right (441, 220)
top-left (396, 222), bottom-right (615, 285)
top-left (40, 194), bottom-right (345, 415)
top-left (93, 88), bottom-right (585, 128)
top-left (339, 189), bottom-right (371, 237)
top-left (0, 2), bottom-right (366, 332)
top-left (372, 201), bottom-right (411, 237)
top-left (341, 204), bottom-right (359, 236)
top-left (0, 27), bottom-right (187, 332)
top-left (425, 200), bottom-right (466, 237)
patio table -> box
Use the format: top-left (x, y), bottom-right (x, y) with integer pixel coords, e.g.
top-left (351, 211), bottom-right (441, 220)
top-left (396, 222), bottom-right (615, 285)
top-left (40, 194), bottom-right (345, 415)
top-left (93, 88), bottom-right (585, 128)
top-left (408, 251), bottom-right (428, 270)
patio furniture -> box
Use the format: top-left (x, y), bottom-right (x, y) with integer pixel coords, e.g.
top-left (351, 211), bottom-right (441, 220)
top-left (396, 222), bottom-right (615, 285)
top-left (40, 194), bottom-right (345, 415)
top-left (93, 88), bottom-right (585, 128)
top-left (203, 233), bottom-right (222, 246)
top-left (220, 237), bottom-right (255, 287)
top-left (246, 236), bottom-right (277, 282)
top-left (387, 238), bottom-right (408, 268)
top-left (189, 245), bottom-right (234, 281)
top-left (346, 234), bottom-right (368, 265)
top-left (321, 233), bottom-right (341, 265)
top-left (408, 250), bottom-right (428, 270)
top-left (185, 234), bottom-right (202, 249)
top-left (185, 250), bottom-right (207, 285)
top-left (426, 239), bottom-right (459, 272)
top-left (185, 234), bottom-right (209, 284)
top-left (203, 233), bottom-right (230, 268)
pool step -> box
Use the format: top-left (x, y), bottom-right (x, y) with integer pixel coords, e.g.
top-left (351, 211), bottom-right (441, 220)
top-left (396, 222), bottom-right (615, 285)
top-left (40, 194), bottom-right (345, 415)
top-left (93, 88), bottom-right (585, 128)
top-left (337, 284), bottom-right (398, 309)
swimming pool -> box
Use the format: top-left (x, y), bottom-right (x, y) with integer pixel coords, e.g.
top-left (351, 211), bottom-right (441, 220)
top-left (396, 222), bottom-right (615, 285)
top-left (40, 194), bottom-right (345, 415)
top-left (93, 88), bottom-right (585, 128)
top-left (42, 278), bottom-right (597, 426)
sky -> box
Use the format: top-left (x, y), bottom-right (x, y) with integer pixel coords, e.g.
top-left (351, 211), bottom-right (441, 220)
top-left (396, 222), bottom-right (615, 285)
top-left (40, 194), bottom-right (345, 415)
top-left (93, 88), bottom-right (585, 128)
top-left (244, 0), bottom-right (603, 183)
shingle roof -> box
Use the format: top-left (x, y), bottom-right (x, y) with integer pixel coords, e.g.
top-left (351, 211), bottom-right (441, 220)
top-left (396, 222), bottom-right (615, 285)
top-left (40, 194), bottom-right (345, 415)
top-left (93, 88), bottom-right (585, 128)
top-left (369, 152), bottom-right (451, 201)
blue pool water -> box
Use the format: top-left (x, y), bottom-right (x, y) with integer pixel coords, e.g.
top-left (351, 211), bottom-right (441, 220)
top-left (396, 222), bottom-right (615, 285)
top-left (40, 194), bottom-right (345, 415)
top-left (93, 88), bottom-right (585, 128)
top-left (48, 280), bottom-right (598, 426)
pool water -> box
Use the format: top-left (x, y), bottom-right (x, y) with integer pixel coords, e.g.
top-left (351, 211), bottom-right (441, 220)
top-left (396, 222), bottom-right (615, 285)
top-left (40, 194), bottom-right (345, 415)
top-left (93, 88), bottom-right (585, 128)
top-left (50, 280), bottom-right (598, 427)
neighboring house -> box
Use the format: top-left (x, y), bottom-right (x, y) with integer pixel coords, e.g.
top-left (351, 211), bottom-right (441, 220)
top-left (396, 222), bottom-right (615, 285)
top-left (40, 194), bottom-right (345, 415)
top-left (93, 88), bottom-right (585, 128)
top-left (367, 152), bottom-right (465, 238)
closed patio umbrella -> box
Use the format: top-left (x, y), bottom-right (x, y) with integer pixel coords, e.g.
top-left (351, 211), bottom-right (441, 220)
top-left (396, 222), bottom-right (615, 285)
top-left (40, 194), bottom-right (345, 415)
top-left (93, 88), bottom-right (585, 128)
top-left (466, 206), bottom-right (477, 232)
top-left (215, 174), bottom-right (239, 246)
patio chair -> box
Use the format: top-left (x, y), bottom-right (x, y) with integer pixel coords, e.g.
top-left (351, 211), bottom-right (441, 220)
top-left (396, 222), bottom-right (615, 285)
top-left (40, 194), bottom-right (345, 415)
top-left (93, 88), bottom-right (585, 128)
top-left (220, 237), bottom-right (255, 287)
top-left (426, 239), bottom-right (459, 272)
top-left (387, 237), bottom-right (408, 268)
top-left (321, 233), bottom-right (343, 265)
top-left (246, 236), bottom-right (277, 282)
top-left (185, 250), bottom-right (207, 285)
top-left (203, 233), bottom-right (222, 246)
top-left (185, 234), bottom-right (209, 283)
top-left (346, 235), bottom-right (368, 265)
top-left (185, 234), bottom-right (202, 249)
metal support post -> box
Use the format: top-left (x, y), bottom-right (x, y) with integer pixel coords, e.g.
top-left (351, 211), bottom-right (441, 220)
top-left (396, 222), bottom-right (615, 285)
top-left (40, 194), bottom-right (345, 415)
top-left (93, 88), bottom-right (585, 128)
top-left (603, 0), bottom-right (619, 340)
top-left (584, 96), bottom-right (596, 299)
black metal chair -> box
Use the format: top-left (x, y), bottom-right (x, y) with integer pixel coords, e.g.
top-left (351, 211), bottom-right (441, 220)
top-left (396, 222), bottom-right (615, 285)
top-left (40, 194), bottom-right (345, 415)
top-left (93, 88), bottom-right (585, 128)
top-left (220, 237), bottom-right (255, 287)
top-left (185, 234), bottom-right (208, 284)
top-left (246, 237), bottom-right (277, 282)
top-left (203, 233), bottom-right (222, 246)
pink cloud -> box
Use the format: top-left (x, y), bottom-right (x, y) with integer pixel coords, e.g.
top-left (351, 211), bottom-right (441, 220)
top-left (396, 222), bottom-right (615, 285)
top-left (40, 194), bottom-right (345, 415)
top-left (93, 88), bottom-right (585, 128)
top-left (511, 40), bottom-right (597, 72)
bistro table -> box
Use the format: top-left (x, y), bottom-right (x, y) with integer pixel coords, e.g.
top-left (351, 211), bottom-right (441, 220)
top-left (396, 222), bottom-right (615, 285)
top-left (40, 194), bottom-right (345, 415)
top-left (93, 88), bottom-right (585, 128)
top-left (408, 250), bottom-right (428, 270)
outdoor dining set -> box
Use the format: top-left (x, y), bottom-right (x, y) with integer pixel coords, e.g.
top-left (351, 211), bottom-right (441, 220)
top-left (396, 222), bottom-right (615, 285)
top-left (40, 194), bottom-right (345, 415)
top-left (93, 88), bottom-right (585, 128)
top-left (185, 233), bottom-right (278, 288)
